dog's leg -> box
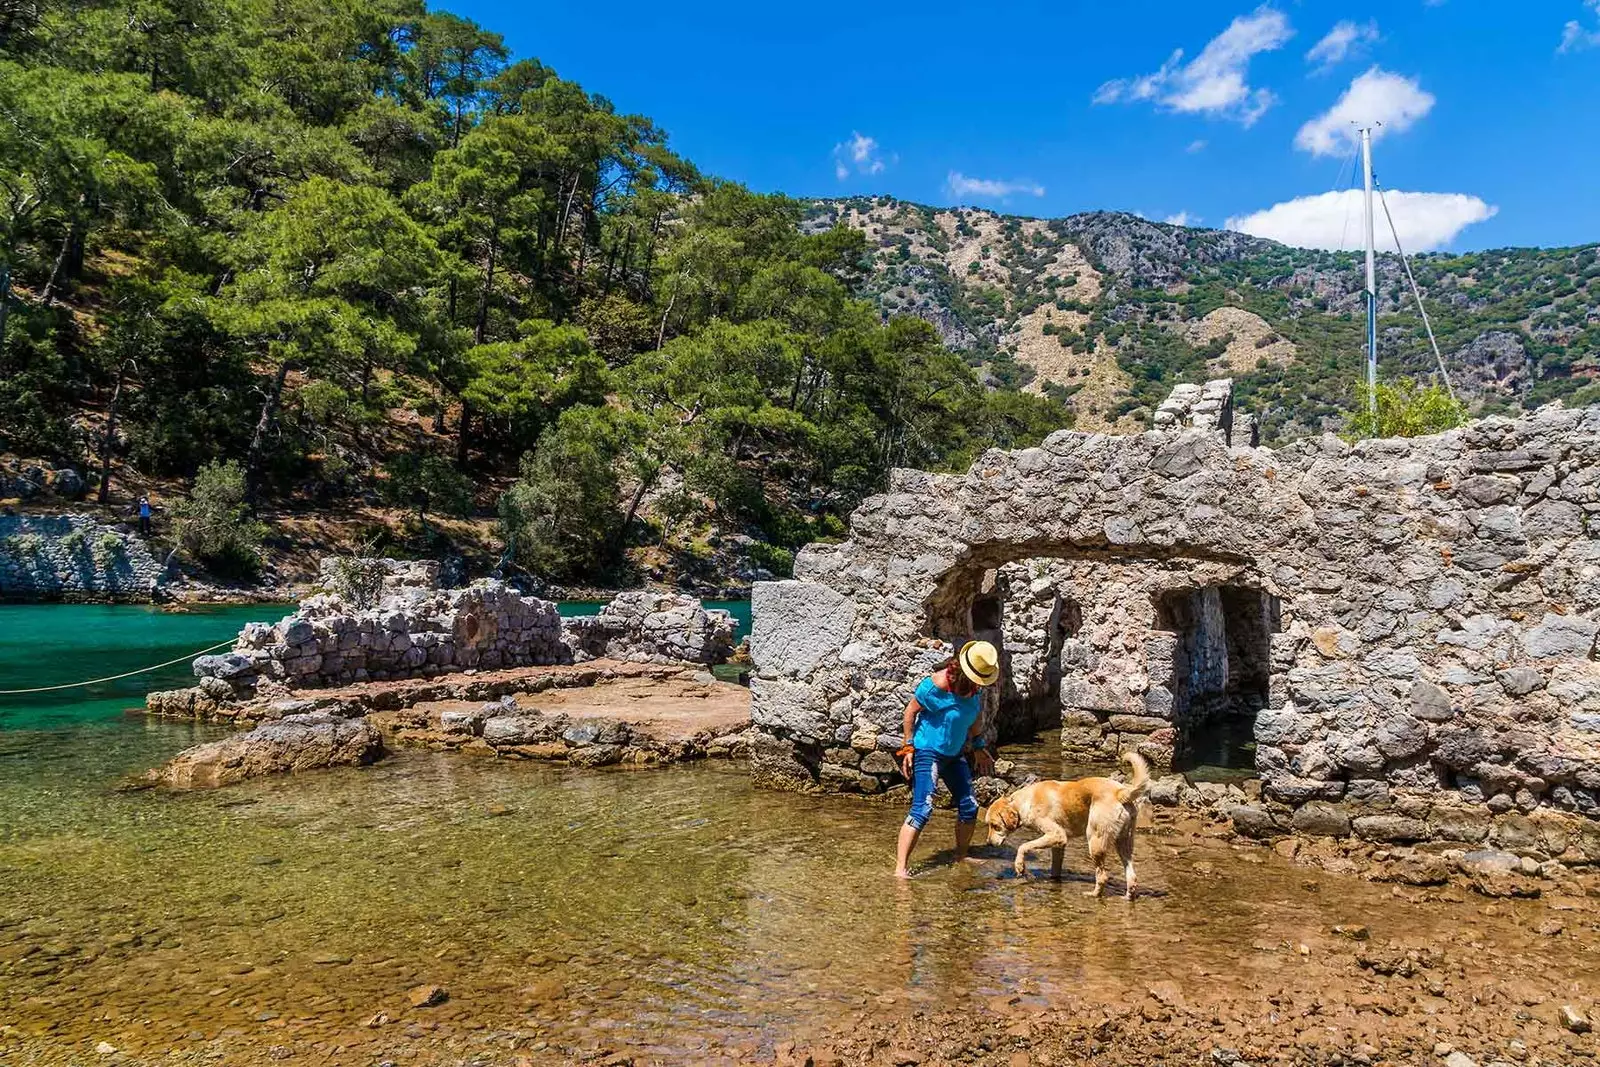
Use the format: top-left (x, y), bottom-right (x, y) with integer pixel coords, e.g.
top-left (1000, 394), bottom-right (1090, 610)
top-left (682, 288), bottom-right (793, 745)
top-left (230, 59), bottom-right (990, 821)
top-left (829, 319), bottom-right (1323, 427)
top-left (1085, 831), bottom-right (1110, 898)
top-left (1050, 845), bottom-right (1064, 881)
top-left (1118, 823), bottom-right (1138, 900)
top-left (1012, 834), bottom-right (1056, 878)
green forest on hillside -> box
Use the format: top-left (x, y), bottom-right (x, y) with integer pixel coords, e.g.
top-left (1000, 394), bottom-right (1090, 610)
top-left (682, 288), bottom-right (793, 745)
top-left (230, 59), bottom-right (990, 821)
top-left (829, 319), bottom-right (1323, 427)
top-left (0, 0), bottom-right (1067, 580)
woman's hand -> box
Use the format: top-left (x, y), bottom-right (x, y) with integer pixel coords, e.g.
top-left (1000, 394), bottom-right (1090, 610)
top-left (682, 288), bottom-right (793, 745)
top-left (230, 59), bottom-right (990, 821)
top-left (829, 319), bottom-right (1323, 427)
top-left (973, 749), bottom-right (995, 777)
top-left (899, 746), bottom-right (915, 779)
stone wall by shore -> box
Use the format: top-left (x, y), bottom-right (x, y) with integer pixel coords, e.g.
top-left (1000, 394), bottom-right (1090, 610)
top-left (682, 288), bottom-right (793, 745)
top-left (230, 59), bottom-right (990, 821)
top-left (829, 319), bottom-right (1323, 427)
top-left (748, 384), bottom-right (1600, 863)
top-left (183, 564), bottom-right (735, 699)
top-left (562, 590), bottom-right (736, 665)
top-left (0, 514), bottom-right (165, 601)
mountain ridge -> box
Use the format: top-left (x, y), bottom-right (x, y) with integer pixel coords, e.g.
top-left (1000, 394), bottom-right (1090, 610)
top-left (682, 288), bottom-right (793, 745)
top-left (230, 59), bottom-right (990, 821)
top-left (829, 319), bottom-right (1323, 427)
top-left (806, 196), bottom-right (1600, 440)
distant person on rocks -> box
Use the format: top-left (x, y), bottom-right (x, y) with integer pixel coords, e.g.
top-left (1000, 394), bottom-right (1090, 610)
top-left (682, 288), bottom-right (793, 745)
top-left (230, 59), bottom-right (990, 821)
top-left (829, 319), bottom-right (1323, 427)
top-left (894, 640), bottom-right (999, 879)
top-left (138, 494), bottom-right (152, 536)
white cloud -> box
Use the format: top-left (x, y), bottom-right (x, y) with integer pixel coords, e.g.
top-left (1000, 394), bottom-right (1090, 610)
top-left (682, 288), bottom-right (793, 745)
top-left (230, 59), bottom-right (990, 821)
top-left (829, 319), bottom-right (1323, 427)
top-left (1092, 6), bottom-right (1293, 126)
top-left (1559, 0), bottom-right (1600, 52)
top-left (1306, 20), bottom-right (1380, 70)
top-left (946, 172), bottom-right (1046, 200)
top-left (1164, 211), bottom-right (1199, 226)
top-left (832, 132), bottom-right (885, 181)
top-left (1186, 139), bottom-right (1208, 153)
top-left (1295, 67), bottom-right (1435, 157)
top-left (1226, 189), bottom-right (1496, 251)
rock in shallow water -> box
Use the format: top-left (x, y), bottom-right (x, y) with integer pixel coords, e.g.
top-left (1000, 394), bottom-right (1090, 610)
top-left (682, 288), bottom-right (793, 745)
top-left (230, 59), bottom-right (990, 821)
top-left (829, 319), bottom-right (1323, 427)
top-left (146, 713), bottom-right (382, 788)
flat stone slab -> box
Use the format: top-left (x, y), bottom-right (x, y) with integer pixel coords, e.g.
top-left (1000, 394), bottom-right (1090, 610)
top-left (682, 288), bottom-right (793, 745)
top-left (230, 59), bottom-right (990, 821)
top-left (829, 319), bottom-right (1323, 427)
top-left (412, 676), bottom-right (750, 745)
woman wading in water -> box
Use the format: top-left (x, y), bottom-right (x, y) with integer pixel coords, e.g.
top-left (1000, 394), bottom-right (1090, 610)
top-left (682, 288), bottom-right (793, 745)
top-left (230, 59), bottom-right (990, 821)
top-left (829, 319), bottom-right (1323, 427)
top-left (894, 640), bottom-right (1000, 878)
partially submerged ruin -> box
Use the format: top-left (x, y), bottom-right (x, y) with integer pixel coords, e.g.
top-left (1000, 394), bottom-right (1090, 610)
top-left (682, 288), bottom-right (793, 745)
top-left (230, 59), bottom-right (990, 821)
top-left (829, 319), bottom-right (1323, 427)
top-left (749, 381), bottom-right (1600, 861)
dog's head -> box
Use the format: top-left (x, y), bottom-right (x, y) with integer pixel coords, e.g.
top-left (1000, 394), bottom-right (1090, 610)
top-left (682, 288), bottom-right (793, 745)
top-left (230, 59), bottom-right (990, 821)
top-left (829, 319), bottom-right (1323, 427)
top-left (984, 795), bottom-right (1020, 845)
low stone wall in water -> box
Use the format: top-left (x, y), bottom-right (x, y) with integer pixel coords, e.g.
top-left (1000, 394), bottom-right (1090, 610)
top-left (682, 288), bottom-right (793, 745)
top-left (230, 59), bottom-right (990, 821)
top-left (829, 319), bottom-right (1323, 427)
top-left (173, 563), bottom-right (735, 701)
top-left (747, 382), bottom-right (1600, 864)
top-left (0, 514), bottom-right (165, 601)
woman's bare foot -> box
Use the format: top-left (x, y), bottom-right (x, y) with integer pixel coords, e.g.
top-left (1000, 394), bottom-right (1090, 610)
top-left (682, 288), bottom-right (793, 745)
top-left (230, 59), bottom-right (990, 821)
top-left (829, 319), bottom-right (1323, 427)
top-left (893, 867), bottom-right (912, 879)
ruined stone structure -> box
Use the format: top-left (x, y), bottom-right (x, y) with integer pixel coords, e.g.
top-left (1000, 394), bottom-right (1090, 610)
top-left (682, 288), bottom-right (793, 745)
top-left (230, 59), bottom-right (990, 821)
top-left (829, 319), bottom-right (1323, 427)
top-left (749, 386), bottom-right (1600, 860)
top-left (186, 568), bottom-right (734, 699)
top-left (562, 590), bottom-right (737, 665)
top-left (0, 514), bottom-right (165, 600)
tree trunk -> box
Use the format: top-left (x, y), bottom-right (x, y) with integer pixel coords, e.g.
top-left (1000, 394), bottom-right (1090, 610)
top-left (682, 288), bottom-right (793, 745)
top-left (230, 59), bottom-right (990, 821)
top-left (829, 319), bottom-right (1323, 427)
top-left (456, 402), bottom-right (471, 468)
top-left (40, 223), bottom-right (76, 306)
top-left (612, 464), bottom-right (658, 555)
top-left (97, 360), bottom-right (129, 505)
top-left (475, 233), bottom-right (498, 345)
top-left (246, 359), bottom-right (293, 505)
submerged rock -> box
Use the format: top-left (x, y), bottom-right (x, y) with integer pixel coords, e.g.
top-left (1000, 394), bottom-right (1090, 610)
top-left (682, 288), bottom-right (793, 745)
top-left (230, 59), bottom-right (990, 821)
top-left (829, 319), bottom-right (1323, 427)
top-left (147, 713), bottom-right (382, 788)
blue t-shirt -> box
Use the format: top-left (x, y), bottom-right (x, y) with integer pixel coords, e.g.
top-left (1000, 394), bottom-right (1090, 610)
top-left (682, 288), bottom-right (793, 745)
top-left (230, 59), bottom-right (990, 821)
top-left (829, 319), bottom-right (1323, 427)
top-left (911, 676), bottom-right (980, 757)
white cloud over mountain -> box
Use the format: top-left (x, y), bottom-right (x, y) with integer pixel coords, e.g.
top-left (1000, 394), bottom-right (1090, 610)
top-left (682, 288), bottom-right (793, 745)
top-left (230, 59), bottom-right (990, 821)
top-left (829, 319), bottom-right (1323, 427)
top-left (1093, 7), bottom-right (1292, 126)
top-left (1226, 190), bottom-right (1496, 251)
top-left (833, 132), bottom-right (885, 180)
top-left (946, 172), bottom-right (1046, 200)
top-left (1295, 68), bottom-right (1435, 157)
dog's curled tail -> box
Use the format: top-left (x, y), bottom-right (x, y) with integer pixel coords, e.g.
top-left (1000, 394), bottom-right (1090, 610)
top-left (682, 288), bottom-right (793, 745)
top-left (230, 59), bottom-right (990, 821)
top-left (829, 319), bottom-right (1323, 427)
top-left (1116, 750), bottom-right (1151, 804)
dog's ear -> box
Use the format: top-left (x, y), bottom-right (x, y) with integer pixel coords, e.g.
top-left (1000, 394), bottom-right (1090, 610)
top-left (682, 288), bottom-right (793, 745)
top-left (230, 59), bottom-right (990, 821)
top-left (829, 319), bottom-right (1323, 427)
top-left (1002, 802), bottom-right (1021, 831)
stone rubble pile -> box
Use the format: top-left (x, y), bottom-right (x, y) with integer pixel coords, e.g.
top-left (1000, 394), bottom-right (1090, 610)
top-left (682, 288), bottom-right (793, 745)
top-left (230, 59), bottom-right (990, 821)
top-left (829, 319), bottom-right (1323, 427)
top-left (0, 459), bottom-right (86, 501)
top-left (193, 580), bottom-right (568, 696)
top-left (0, 514), bottom-right (165, 600)
top-left (749, 380), bottom-right (1600, 862)
top-left (561, 590), bottom-right (736, 665)
top-left (180, 566), bottom-right (734, 700)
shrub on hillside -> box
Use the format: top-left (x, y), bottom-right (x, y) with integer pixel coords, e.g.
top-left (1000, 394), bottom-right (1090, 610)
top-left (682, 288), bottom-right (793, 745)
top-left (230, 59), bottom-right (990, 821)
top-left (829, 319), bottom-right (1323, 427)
top-left (1343, 379), bottom-right (1467, 440)
top-left (172, 461), bottom-right (267, 578)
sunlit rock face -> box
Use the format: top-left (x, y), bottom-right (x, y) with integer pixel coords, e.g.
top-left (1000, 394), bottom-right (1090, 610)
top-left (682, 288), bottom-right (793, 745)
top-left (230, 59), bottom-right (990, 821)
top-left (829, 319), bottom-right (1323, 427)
top-left (750, 380), bottom-right (1600, 861)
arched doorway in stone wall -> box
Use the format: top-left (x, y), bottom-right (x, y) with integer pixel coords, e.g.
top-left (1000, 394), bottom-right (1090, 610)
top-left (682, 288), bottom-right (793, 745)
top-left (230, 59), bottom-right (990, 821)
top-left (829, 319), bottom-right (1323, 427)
top-left (917, 544), bottom-right (1290, 774)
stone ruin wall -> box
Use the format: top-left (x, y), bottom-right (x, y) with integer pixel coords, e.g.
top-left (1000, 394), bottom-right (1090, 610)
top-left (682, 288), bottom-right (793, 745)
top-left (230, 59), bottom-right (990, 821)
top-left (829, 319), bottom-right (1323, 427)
top-left (748, 396), bottom-right (1600, 863)
top-left (170, 566), bottom-right (735, 709)
top-left (0, 513), bottom-right (166, 600)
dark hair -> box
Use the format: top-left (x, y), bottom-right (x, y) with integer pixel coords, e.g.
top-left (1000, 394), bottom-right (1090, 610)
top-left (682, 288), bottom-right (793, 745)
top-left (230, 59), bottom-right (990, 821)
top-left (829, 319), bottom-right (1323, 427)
top-left (937, 655), bottom-right (978, 695)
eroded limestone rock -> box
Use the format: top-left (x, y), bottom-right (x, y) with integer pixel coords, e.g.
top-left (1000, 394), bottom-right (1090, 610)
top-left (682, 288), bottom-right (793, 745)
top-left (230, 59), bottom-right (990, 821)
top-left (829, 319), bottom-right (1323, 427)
top-left (147, 714), bottom-right (382, 788)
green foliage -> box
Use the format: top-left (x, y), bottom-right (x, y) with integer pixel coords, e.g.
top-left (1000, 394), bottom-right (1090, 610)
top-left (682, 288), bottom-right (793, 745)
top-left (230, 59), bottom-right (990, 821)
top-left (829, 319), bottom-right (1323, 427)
top-left (498, 407), bottom-right (623, 578)
top-left (381, 450), bottom-right (476, 524)
top-left (323, 553), bottom-right (390, 610)
top-left (1343, 379), bottom-right (1468, 441)
top-left (171, 461), bottom-right (267, 578)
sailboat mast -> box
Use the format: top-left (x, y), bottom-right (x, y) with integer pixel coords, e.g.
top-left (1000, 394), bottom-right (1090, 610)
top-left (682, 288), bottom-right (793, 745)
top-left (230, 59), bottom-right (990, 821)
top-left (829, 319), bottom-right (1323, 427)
top-left (1361, 126), bottom-right (1378, 418)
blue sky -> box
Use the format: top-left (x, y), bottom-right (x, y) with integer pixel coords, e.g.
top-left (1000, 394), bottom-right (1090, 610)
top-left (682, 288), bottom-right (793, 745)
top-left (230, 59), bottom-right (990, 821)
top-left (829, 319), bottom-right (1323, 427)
top-left (452, 0), bottom-right (1600, 252)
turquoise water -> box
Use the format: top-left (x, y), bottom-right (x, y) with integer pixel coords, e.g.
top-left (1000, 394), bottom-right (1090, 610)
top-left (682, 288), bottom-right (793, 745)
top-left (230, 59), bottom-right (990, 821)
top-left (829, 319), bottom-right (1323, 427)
top-left (0, 603), bottom-right (291, 730)
top-left (0, 599), bottom-right (751, 731)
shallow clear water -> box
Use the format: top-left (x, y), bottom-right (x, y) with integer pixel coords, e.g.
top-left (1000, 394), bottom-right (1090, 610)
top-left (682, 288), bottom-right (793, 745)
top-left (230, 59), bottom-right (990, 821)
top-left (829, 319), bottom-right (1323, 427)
top-left (0, 605), bottom-right (1587, 1065)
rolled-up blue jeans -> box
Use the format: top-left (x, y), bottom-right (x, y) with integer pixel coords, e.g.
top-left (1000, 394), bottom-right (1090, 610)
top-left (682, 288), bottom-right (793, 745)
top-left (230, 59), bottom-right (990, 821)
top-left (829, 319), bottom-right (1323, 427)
top-left (905, 748), bottom-right (978, 831)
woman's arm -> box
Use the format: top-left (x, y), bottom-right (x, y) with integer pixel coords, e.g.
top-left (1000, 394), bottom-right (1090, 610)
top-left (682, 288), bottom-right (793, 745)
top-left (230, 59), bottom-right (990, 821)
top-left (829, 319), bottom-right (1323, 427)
top-left (964, 711), bottom-right (995, 775)
top-left (899, 694), bottom-right (921, 777)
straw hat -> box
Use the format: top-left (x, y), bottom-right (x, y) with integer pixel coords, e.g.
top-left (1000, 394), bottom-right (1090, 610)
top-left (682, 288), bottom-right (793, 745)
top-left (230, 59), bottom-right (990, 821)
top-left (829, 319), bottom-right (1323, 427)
top-left (957, 640), bottom-right (1001, 687)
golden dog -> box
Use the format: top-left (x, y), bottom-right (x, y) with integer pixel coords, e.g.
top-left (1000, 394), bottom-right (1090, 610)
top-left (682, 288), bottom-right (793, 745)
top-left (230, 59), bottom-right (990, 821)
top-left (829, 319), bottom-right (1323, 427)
top-left (983, 751), bottom-right (1150, 898)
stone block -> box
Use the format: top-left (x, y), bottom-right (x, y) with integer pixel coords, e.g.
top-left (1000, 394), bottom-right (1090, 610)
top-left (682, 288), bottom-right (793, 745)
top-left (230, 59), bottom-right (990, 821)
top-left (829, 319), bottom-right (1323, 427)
top-left (1409, 679), bottom-right (1455, 722)
top-left (1429, 805), bottom-right (1491, 842)
top-left (1291, 802), bottom-right (1351, 837)
top-left (1107, 714), bottom-right (1167, 734)
top-left (1495, 667), bottom-right (1546, 696)
top-left (1352, 814), bottom-right (1428, 843)
top-left (1522, 613), bottom-right (1598, 659)
top-left (750, 580), bottom-right (856, 678)
top-left (750, 677), bottom-right (830, 740)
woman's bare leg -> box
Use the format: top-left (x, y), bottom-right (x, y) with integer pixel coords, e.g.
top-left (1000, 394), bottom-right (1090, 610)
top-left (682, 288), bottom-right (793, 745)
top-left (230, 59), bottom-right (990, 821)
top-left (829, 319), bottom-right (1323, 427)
top-left (954, 819), bottom-right (976, 863)
top-left (895, 822), bottom-right (921, 878)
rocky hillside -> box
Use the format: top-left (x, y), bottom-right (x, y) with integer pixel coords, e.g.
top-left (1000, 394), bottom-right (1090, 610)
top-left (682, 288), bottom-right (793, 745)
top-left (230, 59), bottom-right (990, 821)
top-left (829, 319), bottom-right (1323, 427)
top-left (805, 199), bottom-right (1600, 441)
